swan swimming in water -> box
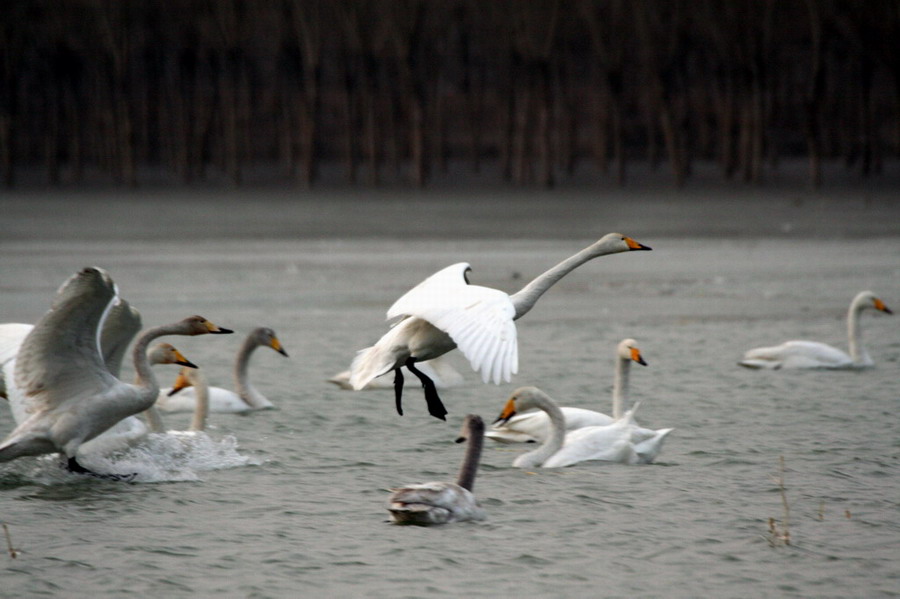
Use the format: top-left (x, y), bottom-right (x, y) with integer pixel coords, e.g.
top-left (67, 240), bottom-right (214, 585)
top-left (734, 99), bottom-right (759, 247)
top-left (486, 338), bottom-right (648, 443)
top-left (349, 233), bottom-right (651, 420)
top-left (0, 267), bottom-right (233, 478)
top-left (387, 414), bottom-right (486, 525)
top-left (156, 327), bottom-right (289, 413)
top-left (739, 291), bottom-right (893, 369)
top-left (494, 387), bottom-right (672, 468)
top-left (148, 366), bottom-right (211, 434)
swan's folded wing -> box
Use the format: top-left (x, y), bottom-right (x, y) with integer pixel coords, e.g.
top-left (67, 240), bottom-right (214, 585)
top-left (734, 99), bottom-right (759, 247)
top-left (14, 267), bottom-right (119, 412)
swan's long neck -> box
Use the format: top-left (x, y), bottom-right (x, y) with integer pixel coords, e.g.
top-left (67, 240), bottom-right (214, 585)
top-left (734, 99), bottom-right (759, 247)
top-left (144, 406), bottom-right (166, 433)
top-left (509, 244), bottom-right (604, 320)
top-left (455, 420), bottom-right (485, 492)
top-left (847, 297), bottom-right (867, 365)
top-left (233, 337), bottom-right (269, 408)
top-left (519, 395), bottom-right (566, 467)
top-left (189, 372), bottom-right (209, 432)
top-left (131, 324), bottom-right (181, 410)
top-left (612, 355), bottom-right (630, 420)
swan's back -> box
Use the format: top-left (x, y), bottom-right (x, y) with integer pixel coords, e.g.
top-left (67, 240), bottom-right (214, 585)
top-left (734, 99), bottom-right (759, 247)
top-left (740, 340), bottom-right (853, 369)
top-left (487, 407), bottom-right (615, 444)
top-left (388, 482), bottom-right (484, 525)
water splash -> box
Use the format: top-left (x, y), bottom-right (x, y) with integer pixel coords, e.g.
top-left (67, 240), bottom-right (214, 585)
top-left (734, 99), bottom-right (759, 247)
top-left (81, 432), bottom-right (260, 483)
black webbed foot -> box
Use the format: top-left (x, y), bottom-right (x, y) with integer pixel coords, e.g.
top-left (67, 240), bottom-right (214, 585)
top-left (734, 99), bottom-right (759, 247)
top-left (66, 457), bottom-right (136, 482)
top-left (406, 360), bottom-right (448, 421)
top-left (393, 368), bottom-right (404, 416)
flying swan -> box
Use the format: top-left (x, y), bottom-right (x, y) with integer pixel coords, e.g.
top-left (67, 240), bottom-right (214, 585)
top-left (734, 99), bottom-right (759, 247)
top-left (387, 413), bottom-right (486, 525)
top-left (156, 327), bottom-right (289, 413)
top-left (739, 290), bottom-right (893, 369)
top-left (0, 267), bottom-right (232, 478)
top-left (493, 387), bottom-right (672, 468)
top-left (486, 337), bottom-right (649, 443)
top-left (349, 233), bottom-right (651, 420)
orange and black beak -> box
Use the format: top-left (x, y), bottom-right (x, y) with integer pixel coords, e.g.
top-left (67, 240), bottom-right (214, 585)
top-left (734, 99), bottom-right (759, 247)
top-left (271, 337), bottom-right (289, 357)
top-left (630, 346), bottom-right (648, 366)
top-left (493, 398), bottom-right (518, 426)
top-left (874, 298), bottom-right (893, 315)
top-left (625, 236), bottom-right (652, 251)
top-left (172, 348), bottom-right (197, 369)
top-left (167, 368), bottom-right (192, 396)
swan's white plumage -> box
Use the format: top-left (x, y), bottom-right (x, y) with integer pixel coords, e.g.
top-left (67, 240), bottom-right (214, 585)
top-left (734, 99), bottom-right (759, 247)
top-left (487, 338), bottom-right (653, 444)
top-left (328, 356), bottom-right (466, 390)
top-left (739, 290), bottom-right (892, 370)
top-left (385, 262), bottom-right (518, 385)
top-left (496, 387), bottom-right (671, 469)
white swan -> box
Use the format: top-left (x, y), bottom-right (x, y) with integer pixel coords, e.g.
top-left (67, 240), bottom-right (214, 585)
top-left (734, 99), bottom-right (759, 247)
top-left (149, 366), bottom-right (210, 434)
top-left (739, 291), bottom-right (893, 369)
top-left (328, 356), bottom-right (465, 390)
top-left (388, 414), bottom-right (486, 525)
top-left (494, 387), bottom-right (672, 468)
top-left (349, 233), bottom-right (652, 420)
top-left (155, 327), bottom-right (288, 413)
top-left (486, 338), bottom-right (647, 443)
top-left (0, 266), bottom-right (233, 478)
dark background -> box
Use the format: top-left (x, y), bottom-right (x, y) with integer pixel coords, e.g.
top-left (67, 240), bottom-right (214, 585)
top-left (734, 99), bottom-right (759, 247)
top-left (2, 0), bottom-right (899, 189)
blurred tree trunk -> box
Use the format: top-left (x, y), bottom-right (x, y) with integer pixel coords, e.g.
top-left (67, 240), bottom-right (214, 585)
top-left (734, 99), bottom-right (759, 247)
top-left (802, 0), bottom-right (827, 188)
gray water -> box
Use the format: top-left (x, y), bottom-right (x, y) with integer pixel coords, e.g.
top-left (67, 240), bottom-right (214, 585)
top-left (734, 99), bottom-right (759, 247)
top-left (1, 188), bottom-right (899, 598)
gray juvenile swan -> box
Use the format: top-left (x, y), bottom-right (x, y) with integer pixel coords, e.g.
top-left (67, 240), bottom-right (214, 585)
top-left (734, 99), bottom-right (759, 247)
top-left (349, 233), bottom-right (651, 420)
top-left (388, 414), bottom-right (486, 525)
top-left (156, 327), bottom-right (289, 413)
top-left (0, 267), bottom-right (233, 478)
top-left (739, 291), bottom-right (893, 369)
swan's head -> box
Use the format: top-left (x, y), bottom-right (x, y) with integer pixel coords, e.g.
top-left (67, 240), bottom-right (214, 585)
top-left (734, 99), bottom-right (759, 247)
top-left (854, 291), bottom-right (893, 315)
top-left (493, 386), bottom-right (550, 425)
top-left (617, 338), bottom-right (648, 366)
top-left (251, 327), bottom-right (289, 357)
top-left (147, 342), bottom-right (197, 368)
top-left (180, 315), bottom-right (234, 336)
top-left (167, 365), bottom-right (207, 396)
top-left (591, 233), bottom-right (652, 255)
top-left (456, 414), bottom-right (485, 443)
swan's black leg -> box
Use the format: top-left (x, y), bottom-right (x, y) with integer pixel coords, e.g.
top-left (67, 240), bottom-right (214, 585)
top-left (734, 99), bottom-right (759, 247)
top-left (65, 456), bottom-right (136, 482)
top-left (405, 359), bottom-right (448, 421)
top-left (393, 368), bottom-right (404, 416)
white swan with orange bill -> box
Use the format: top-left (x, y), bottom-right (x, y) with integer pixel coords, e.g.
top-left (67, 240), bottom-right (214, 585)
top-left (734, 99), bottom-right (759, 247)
top-left (739, 291), bottom-right (892, 369)
top-left (349, 233), bottom-right (652, 420)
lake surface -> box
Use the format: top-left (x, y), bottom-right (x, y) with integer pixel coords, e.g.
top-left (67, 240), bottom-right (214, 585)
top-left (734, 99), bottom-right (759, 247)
top-left (1, 187), bottom-right (899, 597)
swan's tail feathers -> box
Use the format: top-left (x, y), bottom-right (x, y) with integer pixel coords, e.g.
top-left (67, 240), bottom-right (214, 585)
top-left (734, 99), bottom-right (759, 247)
top-left (348, 345), bottom-right (395, 391)
top-left (633, 428), bottom-right (674, 464)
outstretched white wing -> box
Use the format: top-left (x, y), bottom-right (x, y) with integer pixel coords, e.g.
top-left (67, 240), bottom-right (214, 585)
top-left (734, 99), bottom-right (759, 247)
top-left (14, 267), bottom-right (120, 413)
top-left (387, 263), bottom-right (517, 385)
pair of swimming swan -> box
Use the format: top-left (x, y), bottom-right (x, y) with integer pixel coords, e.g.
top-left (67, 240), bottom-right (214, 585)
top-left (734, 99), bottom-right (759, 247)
top-left (155, 327), bottom-right (289, 414)
top-left (494, 386), bottom-right (672, 468)
top-left (740, 290), bottom-right (892, 369)
top-left (486, 338), bottom-right (654, 444)
top-left (388, 414), bottom-right (486, 525)
top-left (0, 267), bottom-right (233, 477)
top-left (349, 233), bottom-right (652, 420)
